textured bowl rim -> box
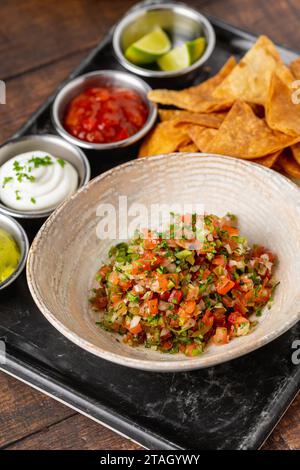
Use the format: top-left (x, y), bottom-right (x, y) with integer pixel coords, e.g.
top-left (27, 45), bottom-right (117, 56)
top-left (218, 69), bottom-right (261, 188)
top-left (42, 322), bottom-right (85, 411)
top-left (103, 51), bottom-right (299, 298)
top-left (112, 3), bottom-right (216, 78)
top-left (27, 153), bottom-right (300, 371)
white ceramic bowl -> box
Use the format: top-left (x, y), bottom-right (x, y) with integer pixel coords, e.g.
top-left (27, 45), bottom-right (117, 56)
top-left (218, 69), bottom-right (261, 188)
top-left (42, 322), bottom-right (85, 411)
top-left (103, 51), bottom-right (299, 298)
top-left (27, 154), bottom-right (300, 371)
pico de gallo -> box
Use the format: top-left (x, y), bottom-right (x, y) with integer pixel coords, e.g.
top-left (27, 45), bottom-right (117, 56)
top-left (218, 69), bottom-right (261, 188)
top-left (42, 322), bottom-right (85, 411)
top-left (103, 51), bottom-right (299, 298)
top-left (63, 86), bottom-right (148, 144)
top-left (90, 213), bottom-right (278, 357)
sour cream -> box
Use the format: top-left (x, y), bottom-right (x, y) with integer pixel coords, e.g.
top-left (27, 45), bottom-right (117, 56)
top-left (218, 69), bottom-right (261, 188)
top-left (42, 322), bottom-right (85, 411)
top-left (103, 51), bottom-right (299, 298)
top-left (0, 151), bottom-right (78, 212)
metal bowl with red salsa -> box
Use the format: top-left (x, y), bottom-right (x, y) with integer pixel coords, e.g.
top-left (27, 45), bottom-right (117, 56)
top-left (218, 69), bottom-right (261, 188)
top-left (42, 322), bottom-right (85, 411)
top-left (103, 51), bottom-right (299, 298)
top-left (90, 213), bottom-right (278, 357)
top-left (64, 86), bottom-right (149, 144)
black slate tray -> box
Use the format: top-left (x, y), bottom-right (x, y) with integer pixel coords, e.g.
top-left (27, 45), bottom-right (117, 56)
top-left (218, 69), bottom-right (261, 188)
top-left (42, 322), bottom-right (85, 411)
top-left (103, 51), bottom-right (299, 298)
top-left (1, 0), bottom-right (299, 450)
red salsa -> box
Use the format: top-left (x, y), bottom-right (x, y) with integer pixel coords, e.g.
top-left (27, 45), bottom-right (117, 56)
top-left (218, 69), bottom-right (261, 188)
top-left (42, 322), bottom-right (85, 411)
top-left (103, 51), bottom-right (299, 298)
top-left (64, 86), bottom-right (149, 144)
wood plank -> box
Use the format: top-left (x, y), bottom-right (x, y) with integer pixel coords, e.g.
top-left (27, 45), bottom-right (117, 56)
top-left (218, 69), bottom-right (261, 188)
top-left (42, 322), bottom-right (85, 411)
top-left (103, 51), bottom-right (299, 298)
top-left (0, 372), bottom-right (75, 448)
top-left (4, 411), bottom-right (141, 450)
top-left (262, 394), bottom-right (300, 450)
top-left (0, 50), bottom-right (87, 144)
top-left (191, 0), bottom-right (300, 50)
top-left (1, 0), bottom-right (300, 83)
top-left (0, 0), bottom-right (136, 80)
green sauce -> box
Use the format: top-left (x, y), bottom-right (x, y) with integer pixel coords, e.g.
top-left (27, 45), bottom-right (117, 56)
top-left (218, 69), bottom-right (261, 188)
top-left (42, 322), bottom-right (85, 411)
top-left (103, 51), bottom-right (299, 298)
top-left (0, 228), bottom-right (20, 283)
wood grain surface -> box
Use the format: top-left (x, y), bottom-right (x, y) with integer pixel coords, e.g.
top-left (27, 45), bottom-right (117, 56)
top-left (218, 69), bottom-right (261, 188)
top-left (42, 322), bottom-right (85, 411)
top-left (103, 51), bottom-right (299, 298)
top-left (0, 0), bottom-right (299, 450)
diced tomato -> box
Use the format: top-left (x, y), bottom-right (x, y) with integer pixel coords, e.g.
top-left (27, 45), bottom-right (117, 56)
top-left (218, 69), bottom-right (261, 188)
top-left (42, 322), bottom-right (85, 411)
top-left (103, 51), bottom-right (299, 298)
top-left (119, 279), bottom-right (132, 291)
top-left (182, 300), bottom-right (196, 314)
top-left (255, 287), bottom-right (271, 303)
top-left (110, 293), bottom-right (122, 305)
top-left (244, 290), bottom-right (255, 304)
top-left (131, 253), bottom-right (161, 275)
top-left (144, 238), bottom-right (158, 250)
top-left (157, 274), bottom-right (169, 291)
top-left (232, 316), bottom-right (250, 337)
top-left (186, 285), bottom-right (199, 301)
top-left (160, 290), bottom-right (171, 301)
top-left (227, 311), bottom-right (240, 324)
top-left (108, 271), bottom-right (119, 285)
top-left (216, 277), bottom-right (235, 295)
top-left (213, 308), bottom-right (226, 327)
top-left (98, 265), bottom-right (110, 280)
top-left (202, 269), bottom-right (211, 280)
top-left (185, 343), bottom-right (200, 357)
top-left (201, 309), bottom-right (214, 328)
top-left (176, 238), bottom-right (203, 251)
top-left (213, 327), bottom-right (229, 345)
top-left (252, 245), bottom-right (266, 257)
top-left (129, 323), bottom-right (142, 335)
top-left (212, 255), bottom-right (226, 266)
top-left (93, 296), bottom-right (108, 309)
top-left (222, 225), bottom-right (240, 237)
top-left (168, 289), bottom-right (183, 304)
top-left (147, 298), bottom-right (158, 315)
top-left (161, 340), bottom-right (173, 350)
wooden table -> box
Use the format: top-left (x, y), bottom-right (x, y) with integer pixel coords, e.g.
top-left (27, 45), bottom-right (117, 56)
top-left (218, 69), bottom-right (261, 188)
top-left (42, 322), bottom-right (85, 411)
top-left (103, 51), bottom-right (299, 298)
top-left (0, 0), bottom-right (299, 450)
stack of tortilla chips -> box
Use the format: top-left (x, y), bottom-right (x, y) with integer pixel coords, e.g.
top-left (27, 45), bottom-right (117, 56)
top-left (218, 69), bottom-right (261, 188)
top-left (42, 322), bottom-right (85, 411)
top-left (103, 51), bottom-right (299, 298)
top-left (139, 35), bottom-right (300, 179)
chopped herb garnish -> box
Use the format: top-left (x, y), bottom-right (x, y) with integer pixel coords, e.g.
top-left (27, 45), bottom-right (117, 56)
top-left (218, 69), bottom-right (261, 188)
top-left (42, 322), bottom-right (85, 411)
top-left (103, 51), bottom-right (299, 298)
top-left (57, 158), bottom-right (66, 168)
top-left (2, 176), bottom-right (13, 188)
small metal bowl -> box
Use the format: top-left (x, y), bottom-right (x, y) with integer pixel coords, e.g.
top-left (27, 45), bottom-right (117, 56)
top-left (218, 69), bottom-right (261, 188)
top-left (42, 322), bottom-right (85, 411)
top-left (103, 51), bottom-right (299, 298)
top-left (112, 2), bottom-right (216, 82)
top-left (0, 134), bottom-right (91, 219)
top-left (0, 213), bottom-right (29, 290)
top-left (51, 70), bottom-right (157, 151)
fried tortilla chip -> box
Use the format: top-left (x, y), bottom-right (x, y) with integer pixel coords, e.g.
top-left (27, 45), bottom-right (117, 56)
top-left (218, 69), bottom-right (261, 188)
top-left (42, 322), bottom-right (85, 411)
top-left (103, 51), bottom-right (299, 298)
top-left (266, 67), bottom-right (300, 136)
top-left (291, 143), bottom-right (300, 165)
top-left (138, 121), bottom-right (191, 157)
top-left (158, 109), bottom-right (225, 128)
top-left (177, 142), bottom-right (199, 153)
top-left (173, 112), bottom-right (225, 129)
top-left (213, 36), bottom-right (284, 105)
top-left (289, 57), bottom-right (300, 79)
top-left (188, 127), bottom-right (218, 152)
top-left (279, 152), bottom-right (300, 178)
top-left (201, 101), bottom-right (300, 158)
top-left (158, 109), bottom-right (188, 121)
top-left (148, 56), bottom-right (237, 113)
top-left (255, 151), bottom-right (281, 168)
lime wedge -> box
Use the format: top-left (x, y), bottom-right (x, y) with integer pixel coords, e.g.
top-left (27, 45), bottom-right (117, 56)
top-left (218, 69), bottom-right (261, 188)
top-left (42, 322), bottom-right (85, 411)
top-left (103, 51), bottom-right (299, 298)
top-left (125, 28), bottom-right (171, 65)
top-left (187, 37), bottom-right (206, 63)
top-left (157, 43), bottom-right (192, 71)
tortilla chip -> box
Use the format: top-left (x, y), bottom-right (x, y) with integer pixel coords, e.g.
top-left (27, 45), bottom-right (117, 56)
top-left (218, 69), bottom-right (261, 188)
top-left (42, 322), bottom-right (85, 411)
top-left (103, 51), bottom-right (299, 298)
top-left (188, 127), bottom-right (218, 152)
top-left (148, 56), bottom-right (237, 113)
top-left (173, 112), bottom-right (225, 129)
top-left (201, 100), bottom-right (300, 159)
top-left (213, 36), bottom-right (284, 105)
top-left (138, 121), bottom-right (191, 157)
top-left (255, 151), bottom-right (281, 168)
top-left (291, 143), bottom-right (300, 165)
top-left (177, 142), bottom-right (199, 153)
top-left (279, 152), bottom-right (300, 178)
top-left (158, 109), bottom-right (225, 128)
top-left (289, 57), bottom-right (300, 79)
top-left (158, 109), bottom-right (187, 121)
top-left (266, 67), bottom-right (300, 136)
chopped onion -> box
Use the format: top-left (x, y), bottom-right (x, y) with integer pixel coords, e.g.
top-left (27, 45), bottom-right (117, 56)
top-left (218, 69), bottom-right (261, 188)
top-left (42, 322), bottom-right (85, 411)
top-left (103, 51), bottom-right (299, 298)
top-left (130, 315), bottom-right (141, 329)
top-left (158, 300), bottom-right (169, 311)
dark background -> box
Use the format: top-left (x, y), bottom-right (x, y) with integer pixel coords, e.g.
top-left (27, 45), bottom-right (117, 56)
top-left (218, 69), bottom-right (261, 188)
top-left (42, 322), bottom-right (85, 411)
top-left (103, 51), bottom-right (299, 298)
top-left (0, 0), bottom-right (299, 450)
